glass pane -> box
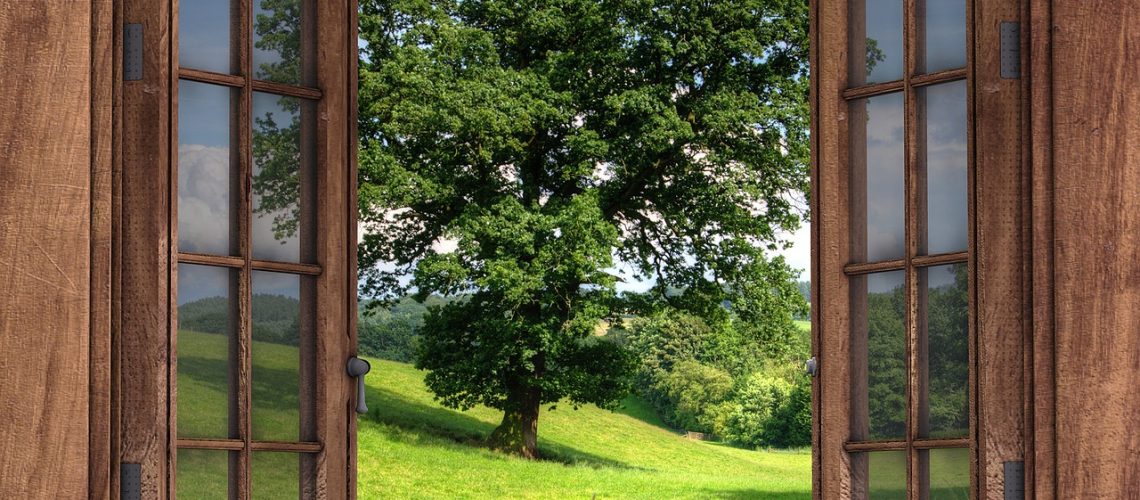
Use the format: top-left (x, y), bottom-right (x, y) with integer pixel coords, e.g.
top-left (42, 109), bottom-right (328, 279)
top-left (176, 449), bottom-right (233, 499)
top-left (925, 448), bottom-right (971, 499)
top-left (852, 451), bottom-right (907, 499)
top-left (253, 0), bottom-right (311, 85)
top-left (922, 0), bottom-right (967, 73)
top-left (177, 264), bottom-right (236, 439)
top-left (921, 264), bottom-right (969, 438)
top-left (179, 80), bottom-right (237, 256)
top-left (922, 80), bottom-right (968, 255)
top-left (851, 271), bottom-right (906, 441)
top-left (252, 452), bottom-right (316, 499)
top-left (252, 271), bottom-right (314, 441)
top-left (851, 92), bottom-right (905, 262)
top-left (252, 92), bottom-right (315, 263)
top-left (850, 0), bottom-right (904, 85)
top-left (179, 0), bottom-right (234, 74)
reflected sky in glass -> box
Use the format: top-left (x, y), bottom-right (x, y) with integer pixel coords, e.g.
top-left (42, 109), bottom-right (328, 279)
top-left (179, 80), bottom-right (234, 257)
top-left (924, 0), bottom-right (966, 73)
top-left (857, 92), bottom-right (905, 262)
top-left (924, 80), bottom-right (968, 255)
top-left (855, 0), bottom-right (904, 84)
top-left (179, 0), bottom-right (232, 74)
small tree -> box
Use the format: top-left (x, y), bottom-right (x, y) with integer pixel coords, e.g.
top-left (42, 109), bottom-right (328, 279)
top-left (358, 0), bottom-right (809, 457)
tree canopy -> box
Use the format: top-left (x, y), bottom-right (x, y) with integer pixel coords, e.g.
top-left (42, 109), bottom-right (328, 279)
top-left (357, 0), bottom-right (810, 458)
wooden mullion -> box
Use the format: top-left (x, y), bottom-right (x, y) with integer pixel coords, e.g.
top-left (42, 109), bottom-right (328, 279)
top-left (178, 439), bottom-right (246, 451)
top-left (903, 0), bottom-right (917, 498)
top-left (180, 68), bottom-right (246, 88)
top-left (251, 79), bottom-right (323, 100)
top-left (169, 1), bottom-right (181, 498)
top-left (250, 441), bottom-right (323, 453)
top-left (844, 259), bottom-right (906, 276)
top-left (237, 0), bottom-right (253, 498)
top-left (179, 252), bottom-right (246, 269)
top-left (842, 80), bottom-right (905, 101)
top-left (912, 68), bottom-right (967, 88)
top-left (912, 251), bottom-right (968, 268)
top-left (913, 438), bottom-right (971, 450)
top-left (845, 440), bottom-right (909, 453)
top-left (250, 259), bottom-right (322, 276)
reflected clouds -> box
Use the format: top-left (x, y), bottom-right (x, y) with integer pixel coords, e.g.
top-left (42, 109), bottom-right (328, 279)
top-left (856, 92), bottom-right (905, 262)
top-left (924, 80), bottom-right (968, 255)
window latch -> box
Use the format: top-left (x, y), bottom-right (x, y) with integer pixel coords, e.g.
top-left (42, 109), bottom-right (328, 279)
top-left (347, 357), bottom-right (372, 414)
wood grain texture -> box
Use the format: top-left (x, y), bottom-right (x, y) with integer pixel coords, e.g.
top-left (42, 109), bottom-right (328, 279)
top-left (120, 0), bottom-right (172, 497)
top-left (814, 0), bottom-right (855, 496)
top-left (1027, 0), bottom-right (1055, 496)
top-left (90, 0), bottom-right (117, 498)
top-left (973, 0), bottom-right (1027, 497)
top-left (0, 2), bottom-right (93, 498)
top-left (1050, 1), bottom-right (1140, 496)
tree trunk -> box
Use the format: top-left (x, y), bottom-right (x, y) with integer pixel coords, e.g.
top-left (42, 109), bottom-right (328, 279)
top-left (487, 388), bottom-right (540, 459)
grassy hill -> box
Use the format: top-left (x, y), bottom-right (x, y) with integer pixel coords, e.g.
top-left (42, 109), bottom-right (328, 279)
top-left (358, 358), bottom-right (812, 499)
top-left (176, 321), bottom-right (967, 499)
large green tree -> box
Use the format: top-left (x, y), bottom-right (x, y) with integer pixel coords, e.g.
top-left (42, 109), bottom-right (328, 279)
top-left (358, 0), bottom-right (810, 458)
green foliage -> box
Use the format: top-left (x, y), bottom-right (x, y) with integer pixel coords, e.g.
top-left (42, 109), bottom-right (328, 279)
top-left (867, 280), bottom-right (907, 439)
top-left (357, 296), bottom-right (453, 362)
top-left (723, 372), bottom-right (791, 446)
top-left (179, 295), bottom-right (300, 345)
top-left (660, 360), bottom-right (735, 434)
top-left (358, 0), bottom-right (809, 452)
top-left (760, 375), bottom-right (811, 448)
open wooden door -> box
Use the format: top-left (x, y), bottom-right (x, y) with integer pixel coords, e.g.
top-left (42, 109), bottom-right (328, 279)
top-left (119, 0), bottom-right (360, 498)
top-left (811, 0), bottom-right (1025, 497)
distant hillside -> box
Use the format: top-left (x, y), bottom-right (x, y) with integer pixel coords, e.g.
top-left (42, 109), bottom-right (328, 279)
top-left (179, 294), bottom-right (302, 345)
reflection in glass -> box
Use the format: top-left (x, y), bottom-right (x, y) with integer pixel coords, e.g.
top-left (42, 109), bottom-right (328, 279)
top-left (178, 0), bottom-right (233, 74)
top-left (852, 271), bottom-right (906, 441)
top-left (177, 264), bottom-right (235, 439)
top-left (852, 451), bottom-right (907, 499)
top-left (176, 449), bottom-right (233, 499)
top-left (179, 80), bottom-right (236, 256)
top-left (850, 0), bottom-right (904, 85)
top-left (921, 264), bottom-right (969, 438)
top-left (252, 452), bottom-right (315, 499)
top-left (851, 92), bottom-right (905, 262)
top-left (253, 0), bottom-right (310, 85)
top-left (251, 271), bottom-right (314, 442)
top-left (923, 80), bottom-right (968, 255)
top-left (923, 0), bottom-right (967, 73)
top-left (925, 448), bottom-right (971, 499)
top-left (252, 92), bottom-right (314, 263)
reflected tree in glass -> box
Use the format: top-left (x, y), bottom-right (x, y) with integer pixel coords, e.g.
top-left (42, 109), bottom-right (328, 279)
top-left (866, 277), bottom-right (906, 440)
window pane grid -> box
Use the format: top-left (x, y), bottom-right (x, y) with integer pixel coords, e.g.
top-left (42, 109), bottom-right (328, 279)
top-left (175, 0), bottom-right (318, 498)
top-left (846, 0), bottom-right (973, 498)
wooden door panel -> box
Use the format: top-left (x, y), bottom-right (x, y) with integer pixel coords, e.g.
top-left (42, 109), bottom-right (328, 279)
top-left (812, 0), bottom-right (1024, 497)
top-left (0, 3), bottom-right (96, 498)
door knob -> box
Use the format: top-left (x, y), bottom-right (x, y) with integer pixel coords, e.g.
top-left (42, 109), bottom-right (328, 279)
top-left (347, 357), bottom-right (371, 414)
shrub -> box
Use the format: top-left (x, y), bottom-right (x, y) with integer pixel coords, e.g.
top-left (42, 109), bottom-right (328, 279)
top-left (724, 373), bottom-right (792, 447)
top-left (661, 360), bottom-right (735, 434)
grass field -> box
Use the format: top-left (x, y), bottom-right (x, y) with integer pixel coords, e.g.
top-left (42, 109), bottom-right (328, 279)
top-left (176, 321), bottom-right (967, 499)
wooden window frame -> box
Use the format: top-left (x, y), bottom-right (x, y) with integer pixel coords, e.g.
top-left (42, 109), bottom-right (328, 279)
top-left (813, 0), bottom-right (1027, 497)
top-left (118, 0), bottom-right (358, 497)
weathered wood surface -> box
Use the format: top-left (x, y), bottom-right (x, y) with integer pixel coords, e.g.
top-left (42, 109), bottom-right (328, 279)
top-left (0, 2), bottom-right (93, 498)
top-left (973, 0), bottom-right (1027, 497)
top-left (1050, 1), bottom-right (1140, 496)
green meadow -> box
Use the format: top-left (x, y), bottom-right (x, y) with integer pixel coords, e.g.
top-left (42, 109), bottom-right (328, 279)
top-left (175, 322), bottom-right (966, 499)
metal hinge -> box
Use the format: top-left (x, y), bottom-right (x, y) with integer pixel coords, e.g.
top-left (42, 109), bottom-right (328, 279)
top-left (1001, 22), bottom-right (1020, 79)
top-left (1004, 461), bottom-right (1025, 500)
top-left (121, 463), bottom-right (141, 500)
top-left (124, 24), bottom-right (143, 81)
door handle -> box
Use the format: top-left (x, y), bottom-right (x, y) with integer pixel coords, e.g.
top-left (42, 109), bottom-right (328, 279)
top-left (346, 357), bottom-right (371, 414)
